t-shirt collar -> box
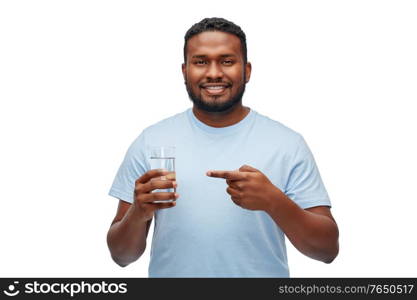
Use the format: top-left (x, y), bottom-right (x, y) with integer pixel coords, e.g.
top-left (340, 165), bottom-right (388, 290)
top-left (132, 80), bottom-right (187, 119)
top-left (187, 107), bottom-right (255, 135)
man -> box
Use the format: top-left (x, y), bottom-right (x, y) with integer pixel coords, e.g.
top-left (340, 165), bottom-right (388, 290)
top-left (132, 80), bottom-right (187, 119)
top-left (107, 17), bottom-right (339, 277)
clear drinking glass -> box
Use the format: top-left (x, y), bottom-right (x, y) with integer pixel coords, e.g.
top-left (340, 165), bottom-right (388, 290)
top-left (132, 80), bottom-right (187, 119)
top-left (149, 146), bottom-right (176, 202)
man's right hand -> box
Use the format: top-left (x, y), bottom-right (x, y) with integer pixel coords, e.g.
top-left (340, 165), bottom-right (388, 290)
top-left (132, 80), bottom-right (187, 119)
top-left (132, 169), bottom-right (178, 222)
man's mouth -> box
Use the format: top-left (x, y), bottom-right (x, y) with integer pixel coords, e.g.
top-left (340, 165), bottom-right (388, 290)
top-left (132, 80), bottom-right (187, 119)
top-left (200, 84), bottom-right (231, 95)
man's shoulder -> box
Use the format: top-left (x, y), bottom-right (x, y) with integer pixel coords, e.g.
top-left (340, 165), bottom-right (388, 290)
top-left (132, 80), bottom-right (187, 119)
top-left (143, 109), bottom-right (189, 134)
top-left (253, 110), bottom-right (303, 143)
top-left (127, 109), bottom-right (189, 151)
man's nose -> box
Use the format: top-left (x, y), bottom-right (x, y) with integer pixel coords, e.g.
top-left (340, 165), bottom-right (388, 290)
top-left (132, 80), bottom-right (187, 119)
top-left (205, 62), bottom-right (223, 79)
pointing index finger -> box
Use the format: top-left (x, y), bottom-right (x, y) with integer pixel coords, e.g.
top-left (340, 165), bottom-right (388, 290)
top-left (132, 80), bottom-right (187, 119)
top-left (206, 170), bottom-right (245, 180)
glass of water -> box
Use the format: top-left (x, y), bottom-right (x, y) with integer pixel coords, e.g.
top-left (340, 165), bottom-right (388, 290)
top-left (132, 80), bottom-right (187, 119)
top-left (149, 146), bottom-right (176, 202)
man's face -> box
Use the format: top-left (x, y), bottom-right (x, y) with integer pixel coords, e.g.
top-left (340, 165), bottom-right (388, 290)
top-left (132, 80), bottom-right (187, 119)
top-left (182, 31), bottom-right (251, 113)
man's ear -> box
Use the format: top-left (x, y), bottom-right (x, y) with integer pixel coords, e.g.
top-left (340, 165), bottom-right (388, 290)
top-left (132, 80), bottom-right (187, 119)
top-left (182, 63), bottom-right (186, 82)
top-left (245, 62), bottom-right (252, 83)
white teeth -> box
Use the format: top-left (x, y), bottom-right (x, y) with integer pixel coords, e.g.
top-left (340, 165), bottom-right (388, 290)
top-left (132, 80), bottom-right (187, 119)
top-left (205, 86), bottom-right (225, 90)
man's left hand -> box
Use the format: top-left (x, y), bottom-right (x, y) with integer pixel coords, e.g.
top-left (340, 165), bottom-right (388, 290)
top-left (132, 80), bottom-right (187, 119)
top-left (206, 164), bottom-right (280, 211)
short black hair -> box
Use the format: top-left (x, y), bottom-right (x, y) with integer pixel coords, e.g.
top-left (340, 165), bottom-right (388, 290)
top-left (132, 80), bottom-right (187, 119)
top-left (184, 17), bottom-right (247, 64)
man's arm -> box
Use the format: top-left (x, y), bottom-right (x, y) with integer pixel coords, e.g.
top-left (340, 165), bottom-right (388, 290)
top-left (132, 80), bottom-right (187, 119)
top-left (264, 190), bottom-right (339, 263)
top-left (207, 164), bottom-right (339, 263)
top-left (107, 169), bottom-right (178, 267)
top-left (106, 200), bottom-right (152, 267)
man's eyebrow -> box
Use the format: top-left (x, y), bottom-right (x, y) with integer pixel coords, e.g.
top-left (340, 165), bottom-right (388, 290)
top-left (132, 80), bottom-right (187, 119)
top-left (191, 55), bottom-right (207, 59)
top-left (191, 54), bottom-right (237, 59)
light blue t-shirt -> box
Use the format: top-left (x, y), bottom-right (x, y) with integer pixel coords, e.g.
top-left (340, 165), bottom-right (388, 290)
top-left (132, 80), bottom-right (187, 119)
top-left (109, 107), bottom-right (331, 277)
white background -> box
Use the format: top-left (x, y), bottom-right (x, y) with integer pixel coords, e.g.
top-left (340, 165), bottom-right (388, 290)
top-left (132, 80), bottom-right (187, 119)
top-left (1, 0), bottom-right (416, 277)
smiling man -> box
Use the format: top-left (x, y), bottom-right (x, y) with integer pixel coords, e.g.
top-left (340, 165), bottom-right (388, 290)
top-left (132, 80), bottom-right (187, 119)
top-left (107, 17), bottom-right (339, 277)
top-left (183, 29), bottom-right (250, 118)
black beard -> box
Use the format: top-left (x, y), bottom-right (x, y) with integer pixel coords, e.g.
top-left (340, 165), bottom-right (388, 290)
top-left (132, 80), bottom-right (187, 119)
top-left (185, 81), bottom-right (246, 113)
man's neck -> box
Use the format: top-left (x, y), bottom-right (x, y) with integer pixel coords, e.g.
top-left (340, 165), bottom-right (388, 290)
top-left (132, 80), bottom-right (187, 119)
top-left (192, 104), bottom-right (250, 128)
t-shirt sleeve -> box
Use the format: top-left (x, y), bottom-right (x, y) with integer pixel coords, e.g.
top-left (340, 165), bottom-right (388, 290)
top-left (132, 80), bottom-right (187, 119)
top-left (108, 131), bottom-right (149, 204)
top-left (284, 135), bottom-right (331, 209)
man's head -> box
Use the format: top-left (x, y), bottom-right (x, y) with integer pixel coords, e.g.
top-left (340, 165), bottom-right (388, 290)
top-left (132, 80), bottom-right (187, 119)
top-left (182, 18), bottom-right (251, 113)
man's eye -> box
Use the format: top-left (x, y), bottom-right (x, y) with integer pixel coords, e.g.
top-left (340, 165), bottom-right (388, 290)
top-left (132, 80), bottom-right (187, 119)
top-left (195, 60), bottom-right (206, 65)
top-left (222, 60), bottom-right (233, 65)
